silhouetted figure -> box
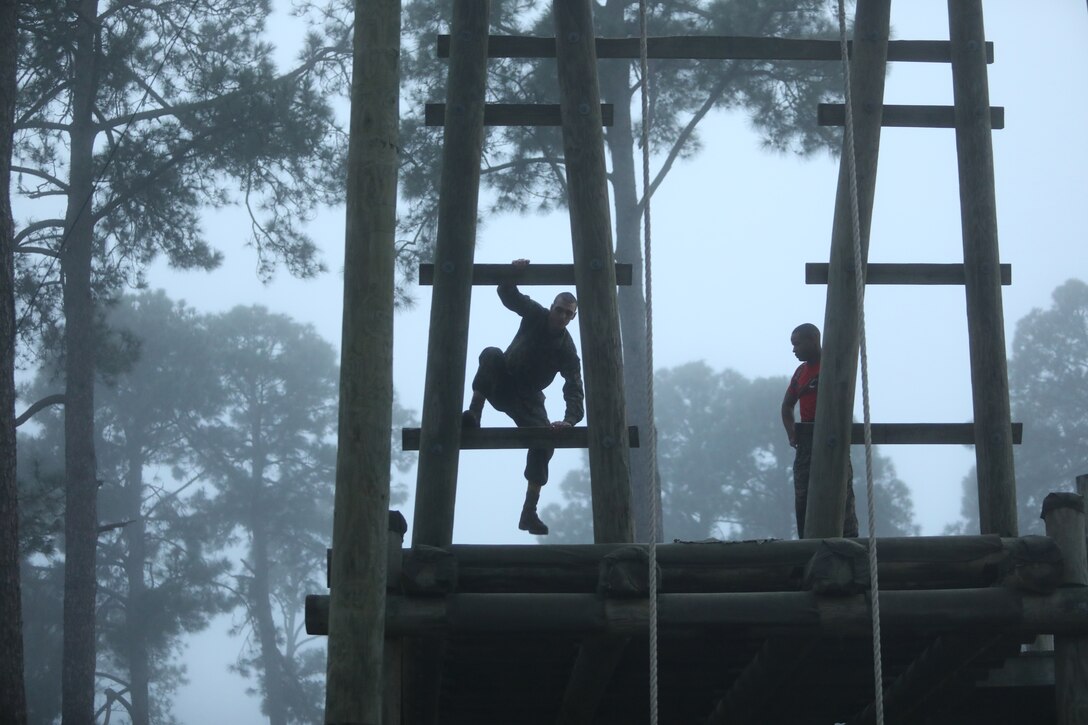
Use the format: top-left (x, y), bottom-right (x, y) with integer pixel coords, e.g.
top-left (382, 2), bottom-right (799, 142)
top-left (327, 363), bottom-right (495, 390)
top-left (463, 259), bottom-right (584, 535)
top-left (781, 323), bottom-right (859, 538)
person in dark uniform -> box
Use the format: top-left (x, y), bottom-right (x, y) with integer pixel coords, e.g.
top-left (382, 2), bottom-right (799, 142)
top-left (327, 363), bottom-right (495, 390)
top-left (780, 322), bottom-right (859, 539)
top-left (462, 259), bottom-right (585, 535)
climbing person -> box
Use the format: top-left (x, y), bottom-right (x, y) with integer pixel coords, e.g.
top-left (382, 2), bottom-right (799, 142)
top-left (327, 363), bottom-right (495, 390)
top-left (780, 322), bottom-right (860, 539)
top-left (462, 259), bottom-right (585, 536)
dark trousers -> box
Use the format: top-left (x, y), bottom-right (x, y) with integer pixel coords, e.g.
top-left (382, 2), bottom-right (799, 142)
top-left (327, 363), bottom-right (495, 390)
top-left (472, 347), bottom-right (555, 485)
top-left (793, 426), bottom-right (859, 538)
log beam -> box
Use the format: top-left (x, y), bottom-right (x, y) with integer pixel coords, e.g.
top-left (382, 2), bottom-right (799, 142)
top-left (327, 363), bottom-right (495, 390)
top-left (795, 422), bottom-right (1022, 445)
top-left (411, 0), bottom-right (491, 551)
top-left (326, 536), bottom-right (1061, 595)
top-left (817, 103), bottom-right (1004, 129)
top-left (805, 262), bottom-right (1011, 286)
top-left (402, 425), bottom-right (639, 450)
top-left (435, 35), bottom-right (994, 63)
top-left (1042, 492), bottom-right (1088, 725)
top-left (948, 0), bottom-right (1018, 537)
top-left (324, 0), bottom-right (400, 720)
top-left (305, 587), bottom-right (1088, 638)
top-left (418, 262), bottom-right (633, 286)
top-left (807, 0), bottom-right (892, 539)
top-left (424, 102), bottom-right (613, 127)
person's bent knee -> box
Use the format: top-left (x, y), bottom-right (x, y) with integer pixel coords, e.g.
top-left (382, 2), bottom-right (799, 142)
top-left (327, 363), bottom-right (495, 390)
top-left (479, 346), bottom-right (503, 365)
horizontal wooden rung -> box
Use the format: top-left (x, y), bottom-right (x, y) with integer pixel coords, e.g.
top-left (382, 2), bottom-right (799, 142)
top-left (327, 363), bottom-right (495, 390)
top-left (435, 36), bottom-right (994, 64)
top-left (419, 263), bottom-right (633, 286)
top-left (805, 263), bottom-right (1012, 285)
top-left (402, 426), bottom-right (640, 451)
top-left (796, 422), bottom-right (1023, 445)
top-left (425, 103), bottom-right (614, 127)
top-left (817, 104), bottom-right (1005, 129)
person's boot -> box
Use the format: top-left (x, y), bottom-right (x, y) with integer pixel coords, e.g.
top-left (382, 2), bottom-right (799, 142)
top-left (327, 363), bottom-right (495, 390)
top-left (519, 489), bottom-right (549, 535)
top-left (461, 409), bottom-right (480, 429)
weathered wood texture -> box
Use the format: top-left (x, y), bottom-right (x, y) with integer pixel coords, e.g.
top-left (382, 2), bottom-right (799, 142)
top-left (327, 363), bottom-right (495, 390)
top-left (806, 262), bottom-right (1011, 285)
top-left (407, 6), bottom-right (490, 722)
top-left (306, 587), bottom-right (1088, 638)
top-left (1042, 493), bottom-right (1088, 725)
top-left (402, 425), bottom-right (640, 450)
top-left (324, 0), bottom-right (400, 721)
top-left (949, 0), bottom-right (1018, 538)
top-left (418, 262), bottom-right (633, 286)
top-left (817, 103), bottom-right (1004, 129)
top-left (411, 0), bottom-right (490, 552)
top-left (553, 0), bottom-right (633, 545)
top-left (807, 0), bottom-right (891, 539)
top-left (436, 35), bottom-right (993, 63)
top-left (795, 422), bottom-right (1022, 445)
top-left (324, 536), bottom-right (1063, 597)
top-left (425, 102), bottom-right (613, 127)
top-left (552, 5), bottom-right (635, 720)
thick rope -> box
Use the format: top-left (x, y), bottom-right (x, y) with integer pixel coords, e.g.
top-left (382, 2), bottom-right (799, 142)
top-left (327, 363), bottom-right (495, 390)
top-left (836, 1), bottom-right (885, 723)
top-left (638, 2), bottom-right (660, 724)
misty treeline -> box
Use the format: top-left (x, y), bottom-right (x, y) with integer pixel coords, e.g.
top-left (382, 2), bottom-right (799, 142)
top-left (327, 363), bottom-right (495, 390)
top-left (16, 292), bottom-right (415, 724)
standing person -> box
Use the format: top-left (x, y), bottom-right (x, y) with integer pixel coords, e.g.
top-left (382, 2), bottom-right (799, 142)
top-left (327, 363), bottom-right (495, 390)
top-left (781, 323), bottom-right (859, 538)
top-left (462, 259), bottom-right (584, 535)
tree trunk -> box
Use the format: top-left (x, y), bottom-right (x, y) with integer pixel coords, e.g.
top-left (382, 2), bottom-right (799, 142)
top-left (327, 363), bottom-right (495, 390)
top-left (248, 447), bottom-right (288, 725)
top-left (122, 439), bottom-right (150, 725)
top-left (62, 2), bottom-right (102, 723)
top-left (0, 0), bottom-right (28, 719)
top-left (596, 0), bottom-right (661, 543)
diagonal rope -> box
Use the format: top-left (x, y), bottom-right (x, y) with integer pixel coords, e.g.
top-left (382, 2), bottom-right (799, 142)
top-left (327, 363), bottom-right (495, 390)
top-left (835, 1), bottom-right (885, 723)
top-left (637, 2), bottom-right (660, 724)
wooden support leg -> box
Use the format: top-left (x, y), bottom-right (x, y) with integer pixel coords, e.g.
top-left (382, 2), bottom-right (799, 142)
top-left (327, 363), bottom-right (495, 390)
top-left (705, 637), bottom-right (821, 725)
top-left (556, 635), bottom-right (629, 725)
top-left (1042, 492), bottom-right (1088, 725)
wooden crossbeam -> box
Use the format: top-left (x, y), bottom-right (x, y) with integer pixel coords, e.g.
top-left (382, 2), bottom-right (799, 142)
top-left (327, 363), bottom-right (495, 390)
top-left (805, 262), bottom-right (1012, 285)
top-left (818, 103), bottom-right (1005, 129)
top-left (327, 535), bottom-right (1060, 596)
top-left (794, 422), bottom-right (1023, 445)
top-left (418, 262), bottom-right (633, 286)
top-left (424, 102), bottom-right (613, 127)
top-left (305, 587), bottom-right (1088, 638)
top-left (401, 426), bottom-right (640, 451)
top-left (436, 36), bottom-right (994, 63)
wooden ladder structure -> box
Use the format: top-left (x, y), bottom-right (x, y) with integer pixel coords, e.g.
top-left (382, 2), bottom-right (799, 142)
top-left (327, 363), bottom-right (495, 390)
top-left (318, 1), bottom-right (1088, 723)
top-left (407, 0), bottom-right (637, 552)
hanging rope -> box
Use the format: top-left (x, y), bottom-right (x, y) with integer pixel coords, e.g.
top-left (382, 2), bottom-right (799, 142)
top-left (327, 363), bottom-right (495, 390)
top-left (835, 1), bottom-right (885, 723)
top-left (637, 2), bottom-right (660, 724)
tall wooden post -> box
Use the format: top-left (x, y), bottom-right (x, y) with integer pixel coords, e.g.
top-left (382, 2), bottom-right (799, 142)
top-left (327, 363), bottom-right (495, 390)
top-left (948, 0), bottom-right (1017, 537)
top-left (553, 0), bottom-right (634, 545)
top-left (411, 0), bottom-right (491, 548)
top-left (325, 0), bottom-right (400, 721)
top-left (552, 3), bottom-right (634, 719)
top-left (1041, 493), bottom-right (1088, 725)
top-left (805, 0), bottom-right (890, 539)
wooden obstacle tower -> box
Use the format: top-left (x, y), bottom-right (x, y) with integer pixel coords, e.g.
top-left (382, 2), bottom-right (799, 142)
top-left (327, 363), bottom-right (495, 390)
top-left (317, 1), bottom-right (1088, 723)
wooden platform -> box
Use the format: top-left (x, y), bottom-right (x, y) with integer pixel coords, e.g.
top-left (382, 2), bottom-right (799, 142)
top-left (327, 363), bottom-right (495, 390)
top-left (309, 536), bottom-right (1077, 724)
